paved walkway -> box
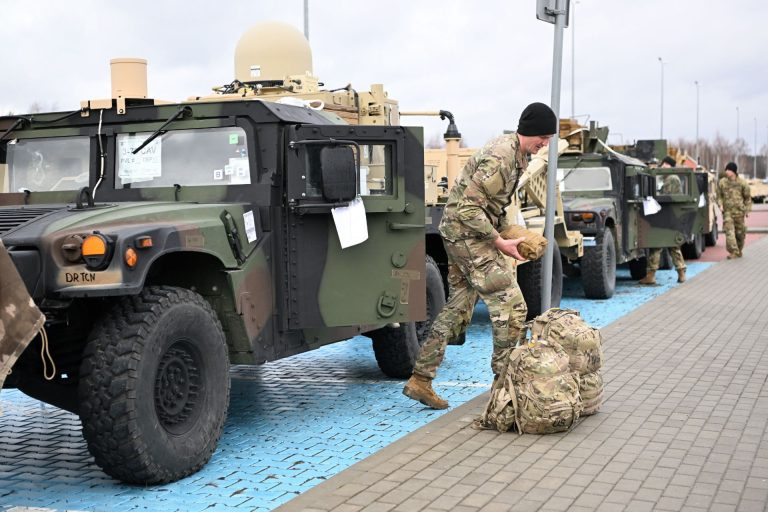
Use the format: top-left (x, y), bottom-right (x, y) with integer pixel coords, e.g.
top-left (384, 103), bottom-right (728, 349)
top-left (278, 235), bottom-right (768, 512)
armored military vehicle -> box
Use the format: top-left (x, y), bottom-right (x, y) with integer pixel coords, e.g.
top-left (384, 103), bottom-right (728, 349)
top-left (557, 122), bottom-right (702, 298)
top-left (0, 27), bottom-right (427, 484)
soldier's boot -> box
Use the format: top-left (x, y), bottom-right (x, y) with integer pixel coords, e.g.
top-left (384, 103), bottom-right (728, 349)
top-left (403, 374), bottom-right (449, 410)
top-left (677, 268), bottom-right (686, 283)
top-left (638, 270), bottom-right (656, 285)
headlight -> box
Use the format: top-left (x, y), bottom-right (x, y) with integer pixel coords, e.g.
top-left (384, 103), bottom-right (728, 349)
top-left (81, 232), bottom-right (114, 270)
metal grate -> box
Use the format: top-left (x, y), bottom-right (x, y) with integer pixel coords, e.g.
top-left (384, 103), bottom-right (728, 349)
top-left (0, 207), bottom-right (63, 236)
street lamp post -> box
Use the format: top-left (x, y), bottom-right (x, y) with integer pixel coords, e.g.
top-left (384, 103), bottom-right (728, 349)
top-left (694, 81), bottom-right (700, 163)
top-left (754, 117), bottom-right (758, 179)
top-left (736, 106), bottom-right (740, 166)
top-left (658, 57), bottom-right (666, 139)
top-left (571, 1), bottom-right (579, 119)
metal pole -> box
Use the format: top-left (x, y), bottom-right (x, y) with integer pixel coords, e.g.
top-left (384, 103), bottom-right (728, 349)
top-left (570, 1), bottom-right (576, 119)
top-left (542, 0), bottom-right (567, 313)
top-left (658, 57), bottom-right (665, 139)
top-left (755, 117), bottom-right (758, 179)
top-left (736, 106), bottom-right (740, 165)
top-left (694, 81), bottom-right (700, 163)
top-left (303, 0), bottom-right (309, 40)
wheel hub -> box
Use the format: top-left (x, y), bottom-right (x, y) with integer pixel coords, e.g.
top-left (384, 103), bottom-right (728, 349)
top-left (155, 342), bottom-right (201, 432)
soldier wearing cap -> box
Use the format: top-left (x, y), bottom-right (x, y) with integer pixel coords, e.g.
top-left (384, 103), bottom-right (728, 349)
top-left (403, 102), bottom-right (558, 410)
top-left (718, 162), bottom-right (751, 258)
top-left (639, 155), bottom-right (687, 285)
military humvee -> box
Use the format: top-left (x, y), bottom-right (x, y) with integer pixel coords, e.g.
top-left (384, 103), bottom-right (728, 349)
top-left (557, 122), bottom-right (702, 299)
top-left (0, 28), bottom-right (427, 484)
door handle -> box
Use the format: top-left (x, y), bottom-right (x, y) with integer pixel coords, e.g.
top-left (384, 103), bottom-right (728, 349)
top-left (389, 223), bottom-right (423, 230)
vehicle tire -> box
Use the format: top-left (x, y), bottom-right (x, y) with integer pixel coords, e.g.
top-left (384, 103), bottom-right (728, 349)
top-left (371, 321), bottom-right (420, 379)
top-left (629, 257), bottom-right (647, 280)
top-left (416, 256), bottom-right (446, 346)
top-left (681, 233), bottom-right (704, 259)
top-left (704, 221), bottom-right (718, 247)
top-left (581, 229), bottom-right (616, 299)
top-left (517, 244), bottom-right (563, 320)
top-left (78, 286), bottom-right (230, 484)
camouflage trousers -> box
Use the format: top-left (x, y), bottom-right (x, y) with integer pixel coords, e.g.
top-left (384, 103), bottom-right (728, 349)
top-left (646, 246), bottom-right (686, 271)
top-left (723, 211), bottom-right (746, 256)
top-left (413, 238), bottom-right (527, 380)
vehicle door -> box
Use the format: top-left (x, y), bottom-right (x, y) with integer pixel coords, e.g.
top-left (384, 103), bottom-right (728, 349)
top-left (283, 124), bottom-right (426, 330)
top-left (638, 167), bottom-right (700, 248)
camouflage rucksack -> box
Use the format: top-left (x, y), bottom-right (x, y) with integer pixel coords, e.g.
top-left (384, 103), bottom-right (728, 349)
top-left (478, 339), bottom-right (582, 434)
top-left (531, 308), bottom-right (604, 415)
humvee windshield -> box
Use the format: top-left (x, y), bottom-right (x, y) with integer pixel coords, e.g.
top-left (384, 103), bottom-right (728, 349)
top-left (558, 166), bottom-right (612, 192)
top-left (116, 127), bottom-right (251, 188)
top-left (4, 136), bottom-right (90, 192)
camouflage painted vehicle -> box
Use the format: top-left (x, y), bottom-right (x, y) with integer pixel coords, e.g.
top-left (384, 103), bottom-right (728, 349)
top-left (617, 139), bottom-right (719, 256)
top-left (0, 42), bottom-right (427, 483)
top-left (557, 122), bottom-right (701, 298)
top-left (748, 178), bottom-right (768, 204)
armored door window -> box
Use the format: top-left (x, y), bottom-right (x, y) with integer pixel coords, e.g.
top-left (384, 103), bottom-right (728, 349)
top-left (5, 136), bottom-right (90, 192)
top-left (116, 127), bottom-right (251, 188)
top-left (655, 173), bottom-right (688, 195)
top-left (303, 143), bottom-right (393, 198)
top-left (558, 166), bottom-right (612, 191)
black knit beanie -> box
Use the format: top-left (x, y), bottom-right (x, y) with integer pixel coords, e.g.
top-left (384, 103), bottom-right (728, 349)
top-left (517, 102), bottom-right (558, 136)
top-left (725, 161), bottom-right (738, 173)
top-left (661, 156), bottom-right (676, 167)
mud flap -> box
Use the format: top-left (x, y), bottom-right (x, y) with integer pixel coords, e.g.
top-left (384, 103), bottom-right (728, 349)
top-left (0, 240), bottom-right (45, 391)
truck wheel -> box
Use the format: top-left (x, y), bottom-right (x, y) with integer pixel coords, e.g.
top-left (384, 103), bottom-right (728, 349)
top-left (517, 244), bottom-right (563, 320)
top-left (629, 257), bottom-right (647, 280)
top-left (78, 286), bottom-right (230, 484)
top-left (704, 222), bottom-right (718, 247)
top-left (371, 321), bottom-right (420, 379)
top-left (416, 256), bottom-right (446, 345)
top-left (681, 233), bottom-right (704, 259)
top-left (581, 229), bottom-right (616, 299)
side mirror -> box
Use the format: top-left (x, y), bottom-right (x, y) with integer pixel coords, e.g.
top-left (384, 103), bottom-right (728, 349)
top-left (320, 146), bottom-right (357, 202)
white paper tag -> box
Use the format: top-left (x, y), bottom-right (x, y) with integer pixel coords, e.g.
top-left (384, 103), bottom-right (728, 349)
top-left (643, 196), bottom-right (662, 216)
top-left (331, 196), bottom-right (369, 249)
top-left (698, 193), bottom-right (706, 207)
top-left (243, 210), bottom-right (257, 243)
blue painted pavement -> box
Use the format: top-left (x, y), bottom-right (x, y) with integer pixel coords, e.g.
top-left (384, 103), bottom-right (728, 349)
top-left (0, 262), bottom-right (712, 511)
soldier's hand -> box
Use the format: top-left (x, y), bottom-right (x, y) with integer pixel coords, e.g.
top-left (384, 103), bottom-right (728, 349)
top-left (494, 236), bottom-right (526, 261)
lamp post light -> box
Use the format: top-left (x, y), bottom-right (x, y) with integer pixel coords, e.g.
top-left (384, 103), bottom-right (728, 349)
top-left (658, 57), bottom-right (666, 138)
top-left (694, 81), bottom-right (700, 163)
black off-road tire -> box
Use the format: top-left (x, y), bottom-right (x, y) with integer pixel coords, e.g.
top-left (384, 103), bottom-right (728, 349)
top-left (681, 233), bottom-right (704, 259)
top-left (581, 229), bottom-right (616, 299)
top-left (416, 256), bottom-right (446, 345)
top-left (78, 286), bottom-right (230, 484)
top-left (517, 244), bottom-right (563, 320)
top-left (629, 257), bottom-right (647, 280)
top-left (371, 321), bottom-right (420, 379)
top-left (704, 221), bottom-right (718, 247)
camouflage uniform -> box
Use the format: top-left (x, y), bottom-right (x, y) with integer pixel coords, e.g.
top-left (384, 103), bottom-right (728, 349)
top-left (413, 134), bottom-right (528, 379)
top-left (647, 174), bottom-right (686, 272)
top-left (718, 175), bottom-right (751, 256)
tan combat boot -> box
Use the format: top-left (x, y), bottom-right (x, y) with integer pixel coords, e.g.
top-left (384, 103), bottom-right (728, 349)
top-left (638, 270), bottom-right (656, 285)
top-left (403, 374), bottom-right (449, 409)
top-left (677, 268), bottom-right (686, 283)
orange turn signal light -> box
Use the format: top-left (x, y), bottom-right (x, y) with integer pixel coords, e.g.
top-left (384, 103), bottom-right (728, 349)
top-left (135, 236), bottom-right (153, 249)
top-left (124, 247), bottom-right (138, 268)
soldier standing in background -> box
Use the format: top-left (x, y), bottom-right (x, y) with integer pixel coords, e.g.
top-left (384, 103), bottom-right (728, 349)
top-left (718, 162), bottom-right (751, 259)
top-left (639, 156), bottom-right (687, 285)
top-left (402, 102), bottom-right (558, 410)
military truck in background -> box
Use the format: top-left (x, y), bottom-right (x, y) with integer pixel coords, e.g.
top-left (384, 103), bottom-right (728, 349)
top-left (616, 138), bottom-right (719, 255)
top-left (0, 23), bottom-right (428, 484)
top-left (748, 178), bottom-right (768, 203)
top-left (557, 121), bottom-right (702, 299)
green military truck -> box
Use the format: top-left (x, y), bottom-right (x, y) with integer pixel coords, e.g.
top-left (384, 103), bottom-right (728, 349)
top-left (556, 123), bottom-right (702, 299)
top-left (0, 52), bottom-right (427, 483)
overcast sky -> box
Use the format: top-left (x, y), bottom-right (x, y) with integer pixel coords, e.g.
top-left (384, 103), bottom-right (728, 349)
top-left (2, 0), bottom-right (767, 152)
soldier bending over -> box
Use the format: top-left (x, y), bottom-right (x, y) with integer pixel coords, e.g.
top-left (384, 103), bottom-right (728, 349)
top-left (403, 102), bottom-right (558, 410)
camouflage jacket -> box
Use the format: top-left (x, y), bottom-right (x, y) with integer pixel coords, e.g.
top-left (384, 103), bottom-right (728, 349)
top-left (717, 176), bottom-right (751, 215)
top-left (439, 133), bottom-right (527, 242)
top-left (661, 174), bottom-right (682, 194)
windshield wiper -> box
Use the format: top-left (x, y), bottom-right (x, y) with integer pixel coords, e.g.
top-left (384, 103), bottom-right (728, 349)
top-left (0, 118), bottom-right (29, 144)
top-left (132, 106), bottom-right (193, 154)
